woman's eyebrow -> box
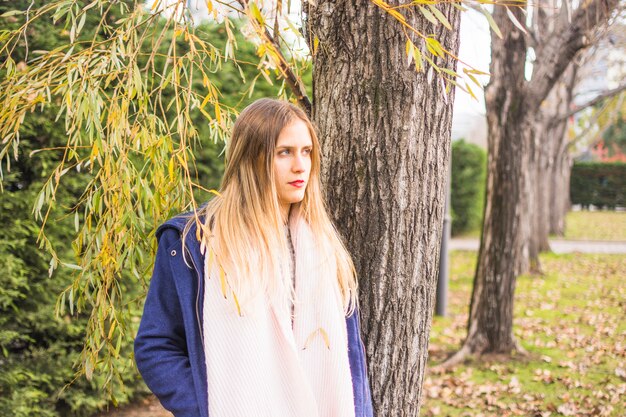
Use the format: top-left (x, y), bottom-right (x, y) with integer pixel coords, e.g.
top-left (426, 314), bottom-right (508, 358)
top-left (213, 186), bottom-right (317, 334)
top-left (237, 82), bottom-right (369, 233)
top-left (276, 144), bottom-right (313, 149)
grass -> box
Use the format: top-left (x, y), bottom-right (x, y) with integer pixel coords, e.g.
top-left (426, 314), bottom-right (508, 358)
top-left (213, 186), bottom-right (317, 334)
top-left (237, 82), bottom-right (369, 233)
top-left (455, 210), bottom-right (626, 241)
top-left (424, 251), bottom-right (625, 417)
top-left (561, 210), bottom-right (626, 241)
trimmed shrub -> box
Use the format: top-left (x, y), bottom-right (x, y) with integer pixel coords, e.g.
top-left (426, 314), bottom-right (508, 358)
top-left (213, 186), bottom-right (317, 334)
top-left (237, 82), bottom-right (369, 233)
top-left (451, 139), bottom-right (487, 235)
top-left (570, 162), bottom-right (626, 209)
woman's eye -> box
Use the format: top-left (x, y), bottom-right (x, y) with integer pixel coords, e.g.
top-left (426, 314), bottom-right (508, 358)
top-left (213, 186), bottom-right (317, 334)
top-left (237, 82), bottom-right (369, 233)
top-left (279, 149), bottom-right (290, 155)
top-left (303, 148), bottom-right (312, 155)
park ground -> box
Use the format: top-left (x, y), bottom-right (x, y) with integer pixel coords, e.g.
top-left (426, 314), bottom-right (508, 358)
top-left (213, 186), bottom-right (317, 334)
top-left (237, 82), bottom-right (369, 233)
top-left (96, 211), bottom-right (625, 417)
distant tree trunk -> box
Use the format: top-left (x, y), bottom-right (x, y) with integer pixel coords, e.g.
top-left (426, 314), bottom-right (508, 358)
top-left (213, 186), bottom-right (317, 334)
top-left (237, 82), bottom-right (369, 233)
top-left (465, 4), bottom-right (529, 355)
top-left (442, 0), bottom-right (619, 364)
top-left (308, 1), bottom-right (461, 414)
top-left (529, 120), bottom-right (552, 270)
top-left (550, 143), bottom-right (572, 235)
top-left (529, 65), bottom-right (577, 263)
top-left (533, 65), bottom-right (576, 248)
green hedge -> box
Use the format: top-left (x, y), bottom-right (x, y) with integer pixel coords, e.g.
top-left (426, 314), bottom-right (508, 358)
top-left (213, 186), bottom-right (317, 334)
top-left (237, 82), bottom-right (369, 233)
top-left (570, 162), bottom-right (626, 209)
top-left (451, 139), bottom-right (487, 235)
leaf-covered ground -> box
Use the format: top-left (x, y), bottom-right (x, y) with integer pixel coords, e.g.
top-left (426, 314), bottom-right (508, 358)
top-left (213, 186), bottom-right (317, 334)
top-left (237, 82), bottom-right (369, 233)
top-left (424, 251), bottom-right (626, 417)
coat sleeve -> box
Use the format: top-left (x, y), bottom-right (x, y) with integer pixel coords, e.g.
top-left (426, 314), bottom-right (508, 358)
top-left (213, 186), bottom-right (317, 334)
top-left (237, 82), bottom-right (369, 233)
top-left (134, 228), bottom-right (202, 417)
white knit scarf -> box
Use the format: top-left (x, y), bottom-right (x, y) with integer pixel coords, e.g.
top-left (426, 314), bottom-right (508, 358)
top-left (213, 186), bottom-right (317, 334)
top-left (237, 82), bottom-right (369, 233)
top-left (200, 214), bottom-right (355, 417)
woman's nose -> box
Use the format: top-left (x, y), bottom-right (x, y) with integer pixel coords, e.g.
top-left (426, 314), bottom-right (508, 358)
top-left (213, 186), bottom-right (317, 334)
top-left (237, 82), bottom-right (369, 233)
top-left (292, 154), bottom-right (305, 172)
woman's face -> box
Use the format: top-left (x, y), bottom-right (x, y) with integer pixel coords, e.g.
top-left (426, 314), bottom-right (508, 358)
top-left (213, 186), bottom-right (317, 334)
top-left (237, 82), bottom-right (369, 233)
top-left (273, 119), bottom-right (313, 216)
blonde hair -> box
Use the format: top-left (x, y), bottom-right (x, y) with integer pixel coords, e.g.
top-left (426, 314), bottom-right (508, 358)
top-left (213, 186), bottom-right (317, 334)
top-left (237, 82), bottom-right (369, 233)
top-left (182, 98), bottom-right (357, 313)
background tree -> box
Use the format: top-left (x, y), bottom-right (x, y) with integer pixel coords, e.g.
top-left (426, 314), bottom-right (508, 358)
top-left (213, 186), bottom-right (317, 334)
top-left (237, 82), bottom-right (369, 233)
top-left (529, 17), bottom-right (626, 253)
top-left (443, 0), bottom-right (622, 365)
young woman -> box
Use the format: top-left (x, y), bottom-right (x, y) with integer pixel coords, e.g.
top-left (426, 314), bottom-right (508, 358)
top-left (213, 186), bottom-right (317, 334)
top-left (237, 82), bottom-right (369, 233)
top-left (134, 98), bottom-right (373, 417)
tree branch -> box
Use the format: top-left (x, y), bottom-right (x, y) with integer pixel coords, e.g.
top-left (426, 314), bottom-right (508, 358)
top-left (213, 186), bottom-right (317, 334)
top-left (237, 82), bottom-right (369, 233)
top-left (554, 83), bottom-right (626, 124)
top-left (527, 0), bottom-right (620, 112)
top-left (566, 92), bottom-right (625, 152)
top-left (236, 0), bottom-right (312, 115)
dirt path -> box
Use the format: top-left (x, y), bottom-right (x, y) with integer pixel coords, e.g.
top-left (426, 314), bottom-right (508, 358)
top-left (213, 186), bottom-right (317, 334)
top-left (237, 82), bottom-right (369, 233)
top-left (93, 395), bottom-right (172, 417)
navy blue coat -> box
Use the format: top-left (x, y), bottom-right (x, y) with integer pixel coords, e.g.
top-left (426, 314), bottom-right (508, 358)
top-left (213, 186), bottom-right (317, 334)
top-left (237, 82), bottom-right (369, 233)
top-left (134, 213), bottom-right (374, 417)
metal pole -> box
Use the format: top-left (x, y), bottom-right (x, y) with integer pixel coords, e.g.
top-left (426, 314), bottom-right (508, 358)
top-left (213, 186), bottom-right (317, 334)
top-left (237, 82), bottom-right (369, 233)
top-left (436, 159), bottom-right (451, 316)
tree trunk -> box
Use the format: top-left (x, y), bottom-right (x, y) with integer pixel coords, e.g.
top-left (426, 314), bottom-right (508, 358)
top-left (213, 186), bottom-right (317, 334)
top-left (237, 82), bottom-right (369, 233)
top-left (549, 65), bottom-right (578, 236)
top-left (550, 144), bottom-right (572, 235)
top-left (308, 1), bottom-right (460, 415)
top-left (464, 4), bottom-right (529, 355)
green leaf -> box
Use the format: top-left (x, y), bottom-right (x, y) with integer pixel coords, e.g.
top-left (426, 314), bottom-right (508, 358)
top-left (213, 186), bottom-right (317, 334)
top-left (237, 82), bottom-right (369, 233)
top-left (412, 46), bottom-right (423, 72)
top-left (505, 6), bottom-right (528, 34)
top-left (418, 6), bottom-right (439, 27)
top-left (480, 6), bottom-right (503, 39)
top-left (427, 4), bottom-right (452, 30)
top-left (77, 12), bottom-right (87, 36)
top-left (0, 10), bottom-right (24, 18)
top-left (425, 37), bottom-right (444, 57)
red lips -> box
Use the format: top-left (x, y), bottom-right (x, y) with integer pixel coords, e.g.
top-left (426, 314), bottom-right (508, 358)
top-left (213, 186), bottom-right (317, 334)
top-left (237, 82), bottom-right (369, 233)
top-left (289, 180), bottom-right (305, 187)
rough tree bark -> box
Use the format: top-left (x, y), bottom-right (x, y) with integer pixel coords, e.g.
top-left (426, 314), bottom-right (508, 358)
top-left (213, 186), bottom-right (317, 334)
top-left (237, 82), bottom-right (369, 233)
top-left (531, 64), bottom-right (577, 252)
top-left (307, 1), bottom-right (461, 415)
top-left (550, 139), bottom-right (573, 236)
top-left (443, 0), bottom-right (619, 365)
top-left (529, 63), bottom-right (577, 264)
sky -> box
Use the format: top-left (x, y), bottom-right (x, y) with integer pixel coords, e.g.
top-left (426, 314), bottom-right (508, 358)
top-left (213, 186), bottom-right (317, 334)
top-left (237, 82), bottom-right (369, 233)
top-left (451, 10), bottom-right (492, 145)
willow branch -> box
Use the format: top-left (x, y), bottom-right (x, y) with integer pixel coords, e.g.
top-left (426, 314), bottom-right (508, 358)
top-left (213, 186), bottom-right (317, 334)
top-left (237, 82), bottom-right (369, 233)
top-left (236, 0), bottom-right (312, 115)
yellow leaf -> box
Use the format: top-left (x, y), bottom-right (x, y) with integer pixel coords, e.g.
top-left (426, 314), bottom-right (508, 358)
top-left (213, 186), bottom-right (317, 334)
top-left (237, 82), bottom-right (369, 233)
top-left (232, 292), bottom-right (242, 317)
top-left (215, 101), bottom-right (221, 124)
top-left (313, 36), bottom-right (320, 56)
top-left (200, 93), bottom-right (212, 110)
top-left (199, 107), bottom-right (213, 121)
top-left (465, 81), bottom-right (477, 100)
top-left (425, 37), bottom-right (444, 57)
top-left (108, 320), bottom-right (116, 339)
top-left (467, 72), bottom-right (481, 88)
top-left (219, 267), bottom-right (227, 298)
top-left (249, 1), bottom-right (264, 25)
top-left (319, 328), bottom-right (330, 349)
top-left (464, 67), bottom-right (490, 76)
top-left (303, 327), bottom-right (331, 350)
top-left (168, 157), bottom-right (174, 180)
top-left (176, 152), bottom-right (186, 166)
